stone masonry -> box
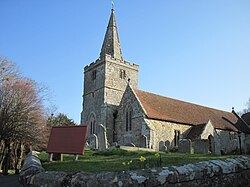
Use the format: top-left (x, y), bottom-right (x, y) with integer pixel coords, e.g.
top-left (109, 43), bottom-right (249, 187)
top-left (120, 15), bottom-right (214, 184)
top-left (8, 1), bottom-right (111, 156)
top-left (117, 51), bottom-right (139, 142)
top-left (81, 8), bottom-right (139, 145)
top-left (20, 152), bottom-right (250, 187)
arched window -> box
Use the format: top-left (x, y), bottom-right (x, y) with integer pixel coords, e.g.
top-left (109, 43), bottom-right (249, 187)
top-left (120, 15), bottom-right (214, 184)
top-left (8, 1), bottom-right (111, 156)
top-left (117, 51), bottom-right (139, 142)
top-left (125, 108), bottom-right (132, 131)
top-left (89, 113), bottom-right (96, 135)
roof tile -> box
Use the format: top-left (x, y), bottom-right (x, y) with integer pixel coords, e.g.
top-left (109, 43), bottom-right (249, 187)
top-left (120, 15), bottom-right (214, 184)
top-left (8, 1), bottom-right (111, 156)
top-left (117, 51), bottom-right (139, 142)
top-left (134, 89), bottom-right (238, 131)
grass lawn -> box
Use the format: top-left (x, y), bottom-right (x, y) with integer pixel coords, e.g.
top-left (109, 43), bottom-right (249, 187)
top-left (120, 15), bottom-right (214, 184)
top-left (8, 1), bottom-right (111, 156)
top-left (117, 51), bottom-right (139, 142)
top-left (39, 149), bottom-right (240, 173)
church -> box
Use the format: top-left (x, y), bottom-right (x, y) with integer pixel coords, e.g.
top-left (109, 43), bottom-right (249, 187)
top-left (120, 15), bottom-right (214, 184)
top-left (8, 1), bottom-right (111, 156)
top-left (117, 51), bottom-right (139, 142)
top-left (81, 8), bottom-right (250, 155)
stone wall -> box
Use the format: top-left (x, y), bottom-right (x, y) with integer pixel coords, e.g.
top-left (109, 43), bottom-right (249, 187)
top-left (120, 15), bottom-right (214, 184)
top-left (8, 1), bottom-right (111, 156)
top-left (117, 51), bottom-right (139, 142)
top-left (81, 58), bottom-right (106, 136)
top-left (20, 153), bottom-right (250, 187)
top-left (19, 151), bottom-right (44, 186)
top-left (145, 119), bottom-right (191, 151)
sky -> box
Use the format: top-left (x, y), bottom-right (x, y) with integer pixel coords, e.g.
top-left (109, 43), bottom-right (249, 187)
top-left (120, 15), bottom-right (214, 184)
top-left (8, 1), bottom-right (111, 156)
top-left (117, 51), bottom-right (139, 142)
top-left (1, 0), bottom-right (250, 123)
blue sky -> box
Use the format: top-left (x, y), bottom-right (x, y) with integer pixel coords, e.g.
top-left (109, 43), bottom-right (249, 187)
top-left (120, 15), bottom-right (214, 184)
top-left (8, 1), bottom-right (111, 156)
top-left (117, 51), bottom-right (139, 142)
top-left (1, 1), bottom-right (250, 123)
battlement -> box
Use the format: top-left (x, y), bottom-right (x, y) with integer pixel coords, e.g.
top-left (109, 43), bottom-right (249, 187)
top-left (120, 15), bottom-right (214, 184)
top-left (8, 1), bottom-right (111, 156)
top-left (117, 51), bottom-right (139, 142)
top-left (84, 54), bottom-right (139, 72)
top-left (84, 57), bottom-right (104, 72)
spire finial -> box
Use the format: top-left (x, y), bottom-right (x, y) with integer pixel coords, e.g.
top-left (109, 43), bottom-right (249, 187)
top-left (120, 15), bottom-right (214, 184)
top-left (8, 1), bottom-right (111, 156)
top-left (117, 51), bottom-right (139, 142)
top-left (112, 1), bottom-right (114, 11)
top-left (100, 1), bottom-right (123, 61)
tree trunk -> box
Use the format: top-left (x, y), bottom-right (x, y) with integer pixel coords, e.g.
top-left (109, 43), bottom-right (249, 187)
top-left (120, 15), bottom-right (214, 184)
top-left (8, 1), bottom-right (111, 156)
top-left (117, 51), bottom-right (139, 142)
top-left (13, 142), bottom-right (19, 174)
top-left (14, 142), bottom-right (24, 174)
top-left (2, 141), bottom-right (10, 175)
top-left (0, 140), bottom-right (6, 170)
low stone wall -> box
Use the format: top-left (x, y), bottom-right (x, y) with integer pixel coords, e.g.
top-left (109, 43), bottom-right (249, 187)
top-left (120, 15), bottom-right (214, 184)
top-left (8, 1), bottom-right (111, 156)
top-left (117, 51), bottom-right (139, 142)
top-left (19, 151), bottom-right (44, 186)
top-left (20, 153), bottom-right (250, 187)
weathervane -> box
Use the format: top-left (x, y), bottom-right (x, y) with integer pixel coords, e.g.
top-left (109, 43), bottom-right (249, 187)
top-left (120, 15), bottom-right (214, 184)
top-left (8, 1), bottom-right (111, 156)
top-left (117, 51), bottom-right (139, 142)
top-left (112, 0), bottom-right (114, 10)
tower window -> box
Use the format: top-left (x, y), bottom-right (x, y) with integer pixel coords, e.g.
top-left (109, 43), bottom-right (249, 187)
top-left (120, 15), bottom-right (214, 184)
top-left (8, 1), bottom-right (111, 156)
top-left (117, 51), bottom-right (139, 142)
top-left (92, 70), bottom-right (97, 80)
top-left (119, 69), bottom-right (126, 79)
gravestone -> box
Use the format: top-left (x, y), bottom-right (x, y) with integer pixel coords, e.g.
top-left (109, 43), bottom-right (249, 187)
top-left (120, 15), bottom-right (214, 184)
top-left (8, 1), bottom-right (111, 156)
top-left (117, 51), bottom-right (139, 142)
top-left (141, 135), bottom-right (147, 148)
top-left (165, 140), bottom-right (170, 149)
top-left (159, 141), bottom-right (167, 151)
top-left (98, 124), bottom-right (108, 151)
top-left (193, 139), bottom-right (209, 154)
top-left (85, 141), bottom-right (90, 149)
top-left (89, 134), bottom-right (98, 150)
top-left (178, 139), bottom-right (192, 153)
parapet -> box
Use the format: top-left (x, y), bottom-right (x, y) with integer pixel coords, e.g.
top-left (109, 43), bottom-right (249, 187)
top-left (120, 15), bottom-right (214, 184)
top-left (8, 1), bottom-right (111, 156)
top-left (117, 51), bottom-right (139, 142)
top-left (84, 54), bottom-right (139, 72)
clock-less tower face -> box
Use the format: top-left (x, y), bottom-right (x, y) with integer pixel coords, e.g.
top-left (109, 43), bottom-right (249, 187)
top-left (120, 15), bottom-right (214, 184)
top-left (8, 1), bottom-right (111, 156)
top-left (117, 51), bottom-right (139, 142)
top-left (81, 8), bottom-right (139, 144)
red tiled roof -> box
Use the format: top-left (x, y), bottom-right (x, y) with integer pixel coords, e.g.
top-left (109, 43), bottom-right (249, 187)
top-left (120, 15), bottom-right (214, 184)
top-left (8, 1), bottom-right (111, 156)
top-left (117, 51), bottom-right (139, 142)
top-left (134, 89), bottom-right (238, 131)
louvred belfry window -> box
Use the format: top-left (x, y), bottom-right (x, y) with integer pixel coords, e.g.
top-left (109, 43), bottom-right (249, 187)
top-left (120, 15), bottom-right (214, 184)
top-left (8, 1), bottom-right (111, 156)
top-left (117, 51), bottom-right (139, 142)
top-left (119, 69), bottom-right (126, 79)
top-left (92, 70), bottom-right (97, 80)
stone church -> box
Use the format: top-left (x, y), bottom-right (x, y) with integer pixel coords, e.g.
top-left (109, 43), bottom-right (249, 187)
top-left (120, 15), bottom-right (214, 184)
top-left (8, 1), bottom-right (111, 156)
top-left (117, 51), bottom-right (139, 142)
top-left (81, 8), bottom-right (250, 154)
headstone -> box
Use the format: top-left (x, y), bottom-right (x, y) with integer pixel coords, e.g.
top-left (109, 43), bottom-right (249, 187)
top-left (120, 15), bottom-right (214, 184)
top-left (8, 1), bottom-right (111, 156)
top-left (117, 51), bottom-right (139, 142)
top-left (74, 154), bottom-right (78, 161)
top-left (85, 141), bottom-right (90, 148)
top-left (178, 139), bottom-right (192, 153)
top-left (141, 135), bottom-right (147, 148)
top-left (159, 141), bottom-right (167, 151)
top-left (98, 124), bottom-right (108, 151)
top-left (165, 141), bottom-right (170, 149)
top-left (231, 139), bottom-right (238, 151)
top-left (48, 153), bottom-right (53, 161)
top-left (89, 134), bottom-right (98, 150)
top-left (193, 139), bottom-right (209, 154)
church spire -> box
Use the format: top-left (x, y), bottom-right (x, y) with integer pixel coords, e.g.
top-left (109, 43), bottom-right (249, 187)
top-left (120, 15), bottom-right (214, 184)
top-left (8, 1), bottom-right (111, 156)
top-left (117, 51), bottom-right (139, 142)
top-left (100, 7), bottom-right (123, 61)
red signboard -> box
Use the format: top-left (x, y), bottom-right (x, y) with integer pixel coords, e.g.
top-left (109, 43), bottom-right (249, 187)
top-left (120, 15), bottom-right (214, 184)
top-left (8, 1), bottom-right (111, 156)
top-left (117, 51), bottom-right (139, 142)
top-left (47, 125), bottom-right (88, 155)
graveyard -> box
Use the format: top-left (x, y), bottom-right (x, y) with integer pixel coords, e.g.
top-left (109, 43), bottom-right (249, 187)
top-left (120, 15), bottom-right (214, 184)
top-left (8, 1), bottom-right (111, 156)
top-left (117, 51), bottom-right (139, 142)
top-left (38, 148), bottom-right (239, 173)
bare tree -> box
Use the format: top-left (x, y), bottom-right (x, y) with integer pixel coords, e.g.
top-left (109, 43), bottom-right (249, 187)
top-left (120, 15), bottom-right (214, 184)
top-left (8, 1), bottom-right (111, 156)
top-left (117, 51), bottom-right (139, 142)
top-left (0, 57), bottom-right (19, 83)
top-left (243, 98), bottom-right (250, 113)
top-left (0, 58), bottom-right (47, 174)
top-left (239, 98), bottom-right (250, 116)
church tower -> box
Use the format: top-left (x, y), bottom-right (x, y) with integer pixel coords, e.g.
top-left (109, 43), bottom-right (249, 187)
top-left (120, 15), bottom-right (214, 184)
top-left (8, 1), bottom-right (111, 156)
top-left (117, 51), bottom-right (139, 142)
top-left (81, 7), bottom-right (139, 144)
